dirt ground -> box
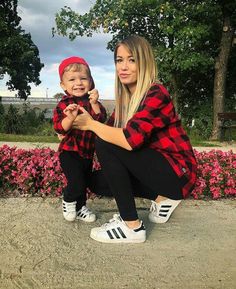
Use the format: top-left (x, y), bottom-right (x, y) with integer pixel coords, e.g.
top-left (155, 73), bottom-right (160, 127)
top-left (0, 197), bottom-right (235, 289)
top-left (0, 141), bottom-right (235, 288)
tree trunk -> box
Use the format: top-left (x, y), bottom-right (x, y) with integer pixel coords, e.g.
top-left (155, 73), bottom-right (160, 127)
top-left (210, 15), bottom-right (234, 140)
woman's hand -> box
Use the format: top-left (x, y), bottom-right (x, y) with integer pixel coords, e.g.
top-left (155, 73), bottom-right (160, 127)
top-left (72, 106), bottom-right (94, 131)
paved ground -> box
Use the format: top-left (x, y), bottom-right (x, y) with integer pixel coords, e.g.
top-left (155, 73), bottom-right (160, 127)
top-left (0, 141), bottom-right (235, 289)
top-left (0, 197), bottom-right (236, 289)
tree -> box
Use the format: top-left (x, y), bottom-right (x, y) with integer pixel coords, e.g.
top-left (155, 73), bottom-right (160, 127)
top-left (0, 0), bottom-right (44, 99)
top-left (53, 92), bottom-right (64, 101)
top-left (53, 0), bottom-right (217, 110)
top-left (210, 0), bottom-right (236, 140)
top-left (53, 0), bottom-right (236, 139)
top-left (4, 104), bottom-right (24, 134)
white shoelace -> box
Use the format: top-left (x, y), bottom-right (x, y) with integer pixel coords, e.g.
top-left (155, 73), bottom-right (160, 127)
top-left (150, 201), bottom-right (159, 213)
top-left (101, 214), bottom-right (121, 228)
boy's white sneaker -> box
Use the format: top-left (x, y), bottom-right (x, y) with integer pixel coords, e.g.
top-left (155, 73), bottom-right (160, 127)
top-left (62, 200), bottom-right (77, 221)
top-left (76, 206), bottom-right (96, 223)
top-left (149, 199), bottom-right (181, 223)
top-left (90, 214), bottom-right (146, 243)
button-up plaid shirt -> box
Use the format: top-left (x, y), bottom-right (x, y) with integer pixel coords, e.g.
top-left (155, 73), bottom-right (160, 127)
top-left (53, 94), bottom-right (107, 159)
top-left (108, 83), bottom-right (197, 198)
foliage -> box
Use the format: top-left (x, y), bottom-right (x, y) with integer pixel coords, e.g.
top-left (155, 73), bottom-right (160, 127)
top-left (0, 145), bottom-right (235, 199)
top-left (3, 104), bottom-right (25, 134)
top-left (0, 103), bottom-right (5, 132)
top-left (0, 133), bottom-right (58, 143)
top-left (0, 0), bottom-right (44, 99)
top-left (0, 103), bottom-right (54, 135)
top-left (53, 0), bottom-right (236, 132)
top-left (53, 93), bottom-right (64, 100)
top-left (182, 99), bottom-right (213, 140)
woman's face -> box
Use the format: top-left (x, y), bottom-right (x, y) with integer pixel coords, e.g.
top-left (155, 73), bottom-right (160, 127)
top-left (115, 44), bottom-right (137, 94)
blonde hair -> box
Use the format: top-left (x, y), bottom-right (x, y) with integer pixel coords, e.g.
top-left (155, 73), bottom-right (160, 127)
top-left (114, 35), bottom-right (158, 127)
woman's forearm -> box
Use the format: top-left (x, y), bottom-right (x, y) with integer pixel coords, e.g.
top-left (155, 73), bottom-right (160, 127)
top-left (90, 120), bottom-right (132, 150)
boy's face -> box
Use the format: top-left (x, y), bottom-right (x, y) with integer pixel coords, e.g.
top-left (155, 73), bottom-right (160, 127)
top-left (60, 66), bottom-right (91, 97)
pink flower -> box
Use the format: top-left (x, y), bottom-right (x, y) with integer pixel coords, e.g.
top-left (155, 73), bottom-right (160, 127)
top-left (0, 145), bottom-right (235, 199)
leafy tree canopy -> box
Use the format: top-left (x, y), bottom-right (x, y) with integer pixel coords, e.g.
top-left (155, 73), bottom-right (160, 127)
top-left (53, 0), bottom-right (221, 77)
top-left (53, 92), bottom-right (64, 100)
top-left (0, 0), bottom-right (44, 99)
top-left (53, 0), bottom-right (236, 125)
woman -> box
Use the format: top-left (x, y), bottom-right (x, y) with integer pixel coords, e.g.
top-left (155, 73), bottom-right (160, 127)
top-left (73, 35), bottom-right (197, 244)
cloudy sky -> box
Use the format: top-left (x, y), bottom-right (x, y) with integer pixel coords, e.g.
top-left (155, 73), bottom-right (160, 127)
top-left (0, 0), bottom-right (115, 99)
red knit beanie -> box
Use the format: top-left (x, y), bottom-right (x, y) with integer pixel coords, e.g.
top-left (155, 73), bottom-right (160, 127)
top-left (59, 56), bottom-right (89, 80)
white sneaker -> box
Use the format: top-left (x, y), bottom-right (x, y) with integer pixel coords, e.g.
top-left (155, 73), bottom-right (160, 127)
top-left (90, 214), bottom-right (146, 243)
top-left (76, 206), bottom-right (96, 223)
top-left (62, 200), bottom-right (77, 221)
top-left (149, 199), bottom-right (181, 223)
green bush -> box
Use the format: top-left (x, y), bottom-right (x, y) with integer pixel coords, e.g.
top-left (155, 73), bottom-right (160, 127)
top-left (1, 103), bottom-right (53, 135)
top-left (182, 101), bottom-right (213, 140)
top-left (38, 122), bottom-right (55, 136)
top-left (0, 103), bottom-right (5, 133)
top-left (4, 104), bottom-right (25, 134)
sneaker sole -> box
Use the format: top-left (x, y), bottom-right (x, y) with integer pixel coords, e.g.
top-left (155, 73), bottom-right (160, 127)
top-left (63, 216), bottom-right (76, 222)
top-left (90, 232), bottom-right (146, 244)
top-left (76, 216), bottom-right (96, 223)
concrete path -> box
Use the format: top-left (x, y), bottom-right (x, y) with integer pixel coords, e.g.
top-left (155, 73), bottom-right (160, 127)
top-left (0, 141), bottom-right (235, 289)
top-left (0, 197), bottom-right (235, 289)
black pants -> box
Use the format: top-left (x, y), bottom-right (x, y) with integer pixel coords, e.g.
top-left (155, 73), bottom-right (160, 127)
top-left (89, 138), bottom-right (185, 221)
top-left (59, 151), bottom-right (92, 211)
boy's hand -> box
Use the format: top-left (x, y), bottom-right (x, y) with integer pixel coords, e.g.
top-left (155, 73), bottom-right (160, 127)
top-left (88, 89), bottom-right (99, 105)
top-left (63, 104), bottom-right (80, 121)
top-left (57, 133), bottom-right (65, 141)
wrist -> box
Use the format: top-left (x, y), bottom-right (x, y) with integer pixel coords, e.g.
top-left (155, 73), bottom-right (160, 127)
top-left (67, 116), bottom-right (75, 122)
top-left (88, 118), bottom-right (97, 131)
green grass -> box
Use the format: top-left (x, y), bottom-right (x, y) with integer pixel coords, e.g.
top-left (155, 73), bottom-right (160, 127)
top-left (0, 133), bottom-right (59, 143)
top-left (190, 140), bottom-right (221, 147)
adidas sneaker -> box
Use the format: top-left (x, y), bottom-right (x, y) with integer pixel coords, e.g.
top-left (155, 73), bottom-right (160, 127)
top-left (149, 199), bottom-right (181, 223)
top-left (62, 200), bottom-right (77, 221)
top-left (90, 214), bottom-right (146, 243)
top-left (76, 206), bottom-right (96, 223)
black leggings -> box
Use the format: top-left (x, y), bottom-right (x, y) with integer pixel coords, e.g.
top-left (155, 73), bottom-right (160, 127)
top-left (59, 151), bottom-right (92, 210)
top-left (89, 138), bottom-right (186, 221)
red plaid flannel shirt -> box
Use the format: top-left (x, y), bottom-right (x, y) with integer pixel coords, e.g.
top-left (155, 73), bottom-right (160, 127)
top-left (108, 83), bottom-right (197, 198)
top-left (53, 94), bottom-right (107, 159)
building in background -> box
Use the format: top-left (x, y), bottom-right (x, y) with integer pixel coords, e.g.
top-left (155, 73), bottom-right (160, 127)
top-left (0, 96), bottom-right (115, 119)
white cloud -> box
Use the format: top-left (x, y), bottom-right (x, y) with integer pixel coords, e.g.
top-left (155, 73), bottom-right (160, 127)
top-left (1, 0), bottom-right (115, 99)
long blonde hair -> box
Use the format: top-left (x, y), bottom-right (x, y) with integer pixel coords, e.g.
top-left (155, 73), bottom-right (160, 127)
top-left (114, 35), bottom-right (158, 127)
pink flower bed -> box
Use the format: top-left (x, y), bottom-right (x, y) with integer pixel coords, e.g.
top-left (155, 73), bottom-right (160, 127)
top-left (192, 149), bottom-right (236, 199)
top-left (0, 145), bottom-right (235, 199)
